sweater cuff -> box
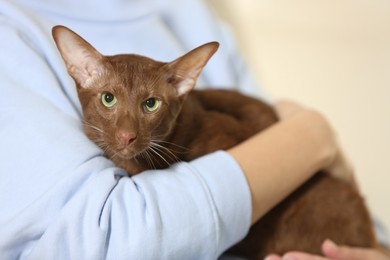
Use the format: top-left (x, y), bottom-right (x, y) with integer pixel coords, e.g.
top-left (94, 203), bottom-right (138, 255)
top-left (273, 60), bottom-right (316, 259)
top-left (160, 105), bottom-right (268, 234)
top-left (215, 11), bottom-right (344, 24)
top-left (190, 150), bottom-right (252, 253)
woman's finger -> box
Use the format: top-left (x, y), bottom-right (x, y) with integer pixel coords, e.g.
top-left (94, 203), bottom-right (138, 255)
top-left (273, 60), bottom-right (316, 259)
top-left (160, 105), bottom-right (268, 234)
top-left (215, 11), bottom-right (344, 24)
top-left (322, 239), bottom-right (390, 260)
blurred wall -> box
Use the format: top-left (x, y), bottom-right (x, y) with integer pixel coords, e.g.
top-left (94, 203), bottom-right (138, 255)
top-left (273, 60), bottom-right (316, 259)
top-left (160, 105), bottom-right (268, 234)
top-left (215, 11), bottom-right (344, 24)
top-left (208, 0), bottom-right (390, 231)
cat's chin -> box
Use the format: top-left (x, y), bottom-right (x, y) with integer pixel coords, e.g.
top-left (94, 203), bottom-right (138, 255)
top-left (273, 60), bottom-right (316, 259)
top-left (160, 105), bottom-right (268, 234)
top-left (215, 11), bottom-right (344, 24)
top-left (115, 148), bottom-right (138, 160)
top-left (113, 145), bottom-right (147, 161)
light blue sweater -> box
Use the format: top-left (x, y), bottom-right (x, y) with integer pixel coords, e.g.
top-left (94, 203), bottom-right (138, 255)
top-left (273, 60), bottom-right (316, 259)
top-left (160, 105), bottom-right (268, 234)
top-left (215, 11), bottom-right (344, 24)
top-left (0, 0), bottom-right (264, 259)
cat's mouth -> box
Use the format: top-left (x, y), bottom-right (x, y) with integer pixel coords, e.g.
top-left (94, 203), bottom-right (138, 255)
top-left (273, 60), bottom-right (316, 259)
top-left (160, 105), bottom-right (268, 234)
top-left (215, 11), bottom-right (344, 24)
top-left (114, 147), bottom-right (140, 160)
top-left (116, 148), bottom-right (134, 158)
top-left (112, 142), bottom-right (149, 160)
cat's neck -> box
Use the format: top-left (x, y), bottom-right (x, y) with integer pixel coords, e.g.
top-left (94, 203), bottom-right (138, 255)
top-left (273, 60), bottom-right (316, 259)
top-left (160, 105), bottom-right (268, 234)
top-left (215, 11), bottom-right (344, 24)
top-left (166, 92), bottom-right (204, 147)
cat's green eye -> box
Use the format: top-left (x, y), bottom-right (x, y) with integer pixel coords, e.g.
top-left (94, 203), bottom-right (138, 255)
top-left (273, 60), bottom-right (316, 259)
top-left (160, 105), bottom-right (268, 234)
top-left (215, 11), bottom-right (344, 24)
top-left (143, 98), bottom-right (161, 113)
top-left (101, 92), bottom-right (117, 109)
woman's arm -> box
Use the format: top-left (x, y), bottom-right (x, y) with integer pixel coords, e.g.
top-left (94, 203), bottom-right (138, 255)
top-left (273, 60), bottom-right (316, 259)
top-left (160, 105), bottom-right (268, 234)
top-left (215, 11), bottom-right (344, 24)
top-left (228, 100), bottom-right (353, 224)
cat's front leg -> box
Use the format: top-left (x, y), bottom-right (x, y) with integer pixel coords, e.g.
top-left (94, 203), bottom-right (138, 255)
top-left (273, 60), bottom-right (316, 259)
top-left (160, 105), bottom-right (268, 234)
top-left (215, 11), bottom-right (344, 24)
top-left (194, 89), bottom-right (278, 131)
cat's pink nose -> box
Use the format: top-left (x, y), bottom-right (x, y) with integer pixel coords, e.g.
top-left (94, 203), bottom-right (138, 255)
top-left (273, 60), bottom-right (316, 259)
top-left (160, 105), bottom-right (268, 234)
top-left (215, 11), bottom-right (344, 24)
top-left (117, 131), bottom-right (137, 147)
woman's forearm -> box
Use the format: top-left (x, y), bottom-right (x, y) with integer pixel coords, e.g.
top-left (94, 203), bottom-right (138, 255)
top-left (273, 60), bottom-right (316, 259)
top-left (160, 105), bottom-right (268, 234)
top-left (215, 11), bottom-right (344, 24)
top-left (228, 109), bottom-right (337, 224)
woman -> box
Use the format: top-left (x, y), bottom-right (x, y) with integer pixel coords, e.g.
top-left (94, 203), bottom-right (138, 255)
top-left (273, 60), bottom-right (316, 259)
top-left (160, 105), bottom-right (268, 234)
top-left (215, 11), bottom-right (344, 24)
top-left (0, 0), bottom-right (381, 259)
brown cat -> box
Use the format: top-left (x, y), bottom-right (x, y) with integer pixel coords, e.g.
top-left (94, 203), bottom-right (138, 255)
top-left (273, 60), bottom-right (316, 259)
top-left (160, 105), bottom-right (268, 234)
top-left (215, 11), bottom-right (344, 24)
top-left (52, 25), bottom-right (378, 259)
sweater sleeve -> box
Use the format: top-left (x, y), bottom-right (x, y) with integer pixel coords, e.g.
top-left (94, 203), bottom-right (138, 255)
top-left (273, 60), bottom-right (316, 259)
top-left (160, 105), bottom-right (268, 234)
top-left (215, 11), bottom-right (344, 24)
top-left (0, 9), bottom-right (251, 260)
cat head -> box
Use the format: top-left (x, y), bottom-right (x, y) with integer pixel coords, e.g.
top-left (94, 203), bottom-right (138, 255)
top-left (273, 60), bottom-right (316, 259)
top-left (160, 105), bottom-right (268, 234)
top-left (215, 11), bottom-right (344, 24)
top-left (52, 25), bottom-right (218, 165)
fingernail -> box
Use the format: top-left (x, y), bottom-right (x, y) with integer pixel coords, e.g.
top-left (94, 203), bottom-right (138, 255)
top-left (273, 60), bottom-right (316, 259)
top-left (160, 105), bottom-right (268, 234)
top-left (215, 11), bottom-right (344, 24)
top-left (325, 238), bottom-right (338, 250)
top-left (326, 239), bottom-right (338, 249)
top-left (264, 255), bottom-right (281, 260)
top-left (282, 256), bottom-right (296, 260)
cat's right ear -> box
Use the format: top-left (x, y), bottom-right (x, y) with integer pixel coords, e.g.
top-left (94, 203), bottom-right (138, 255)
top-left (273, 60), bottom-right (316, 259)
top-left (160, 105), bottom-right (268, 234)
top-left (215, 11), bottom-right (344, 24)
top-left (52, 25), bottom-right (108, 88)
top-left (166, 42), bottom-right (219, 96)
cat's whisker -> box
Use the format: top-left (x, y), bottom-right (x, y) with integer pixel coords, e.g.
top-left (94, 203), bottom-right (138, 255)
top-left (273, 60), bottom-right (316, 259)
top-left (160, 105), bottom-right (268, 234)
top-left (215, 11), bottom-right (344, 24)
top-left (148, 146), bottom-right (171, 167)
top-left (142, 151), bottom-right (152, 169)
top-left (154, 147), bottom-right (184, 165)
top-left (90, 138), bottom-right (110, 155)
top-left (133, 154), bottom-right (139, 164)
top-left (150, 142), bottom-right (180, 164)
top-left (83, 121), bottom-right (111, 155)
top-left (152, 139), bottom-right (189, 153)
top-left (101, 146), bottom-right (111, 156)
top-left (109, 149), bottom-right (123, 161)
top-left (150, 142), bottom-right (172, 158)
top-left (90, 137), bottom-right (105, 144)
top-left (83, 120), bottom-right (104, 134)
top-left (138, 152), bottom-right (149, 168)
top-left (141, 149), bottom-right (157, 170)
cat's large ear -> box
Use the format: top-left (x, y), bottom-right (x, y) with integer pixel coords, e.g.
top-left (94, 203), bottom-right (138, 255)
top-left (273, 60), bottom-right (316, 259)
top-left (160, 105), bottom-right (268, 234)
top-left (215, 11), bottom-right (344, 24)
top-left (167, 42), bottom-right (219, 96)
top-left (52, 25), bottom-right (109, 88)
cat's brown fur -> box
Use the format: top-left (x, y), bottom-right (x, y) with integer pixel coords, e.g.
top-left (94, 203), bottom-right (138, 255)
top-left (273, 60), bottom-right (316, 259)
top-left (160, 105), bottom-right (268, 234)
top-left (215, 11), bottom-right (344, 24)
top-left (52, 25), bottom-right (378, 259)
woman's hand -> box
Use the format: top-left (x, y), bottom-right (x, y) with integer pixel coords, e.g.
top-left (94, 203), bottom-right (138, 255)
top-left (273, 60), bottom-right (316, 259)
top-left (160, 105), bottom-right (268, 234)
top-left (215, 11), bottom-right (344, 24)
top-left (265, 239), bottom-right (390, 260)
top-left (274, 100), bottom-right (355, 184)
top-left (228, 99), bottom-right (355, 224)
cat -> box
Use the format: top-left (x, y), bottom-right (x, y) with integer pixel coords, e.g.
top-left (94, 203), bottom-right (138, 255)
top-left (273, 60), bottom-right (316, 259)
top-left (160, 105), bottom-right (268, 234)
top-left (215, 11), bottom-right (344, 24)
top-left (52, 25), bottom-right (379, 259)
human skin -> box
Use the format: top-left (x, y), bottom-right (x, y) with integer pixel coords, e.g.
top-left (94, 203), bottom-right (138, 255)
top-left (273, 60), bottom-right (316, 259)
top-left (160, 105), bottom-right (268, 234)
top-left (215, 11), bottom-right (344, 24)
top-left (228, 100), bottom-right (353, 224)
top-left (264, 239), bottom-right (390, 260)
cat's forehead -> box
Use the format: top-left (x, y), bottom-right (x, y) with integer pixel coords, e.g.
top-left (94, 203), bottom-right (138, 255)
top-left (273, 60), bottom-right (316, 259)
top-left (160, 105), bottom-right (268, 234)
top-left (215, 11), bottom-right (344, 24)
top-left (109, 54), bottom-right (165, 82)
top-left (96, 54), bottom-right (173, 97)
top-left (111, 54), bottom-right (163, 71)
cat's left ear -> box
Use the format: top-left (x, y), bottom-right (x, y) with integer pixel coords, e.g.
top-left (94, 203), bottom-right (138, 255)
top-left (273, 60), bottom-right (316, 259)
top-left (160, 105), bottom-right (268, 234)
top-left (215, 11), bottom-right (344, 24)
top-left (167, 42), bottom-right (219, 96)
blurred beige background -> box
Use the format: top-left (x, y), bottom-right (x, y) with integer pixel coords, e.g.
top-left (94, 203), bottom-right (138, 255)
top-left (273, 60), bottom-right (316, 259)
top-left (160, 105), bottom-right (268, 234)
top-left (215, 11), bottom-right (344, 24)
top-left (208, 0), bottom-right (390, 230)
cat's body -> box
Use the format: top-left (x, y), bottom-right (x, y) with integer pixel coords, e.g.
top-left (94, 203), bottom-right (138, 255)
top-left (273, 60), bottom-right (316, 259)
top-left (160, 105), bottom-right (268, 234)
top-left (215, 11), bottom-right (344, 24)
top-left (53, 25), bottom-right (378, 259)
